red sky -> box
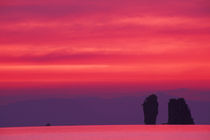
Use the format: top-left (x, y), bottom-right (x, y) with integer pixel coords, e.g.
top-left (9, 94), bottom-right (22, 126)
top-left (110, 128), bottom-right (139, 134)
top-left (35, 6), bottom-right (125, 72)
top-left (0, 0), bottom-right (210, 100)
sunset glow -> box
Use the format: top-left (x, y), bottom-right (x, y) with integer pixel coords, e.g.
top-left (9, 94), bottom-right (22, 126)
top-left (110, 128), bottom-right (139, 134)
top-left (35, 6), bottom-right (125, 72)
top-left (0, 0), bottom-right (210, 100)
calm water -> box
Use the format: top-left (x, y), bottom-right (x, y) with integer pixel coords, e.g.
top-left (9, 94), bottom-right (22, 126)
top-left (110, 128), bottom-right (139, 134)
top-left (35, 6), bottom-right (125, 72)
top-left (0, 125), bottom-right (210, 140)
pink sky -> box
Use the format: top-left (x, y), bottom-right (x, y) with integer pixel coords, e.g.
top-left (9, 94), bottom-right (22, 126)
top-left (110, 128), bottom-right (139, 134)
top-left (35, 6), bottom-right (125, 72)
top-left (0, 0), bottom-right (210, 100)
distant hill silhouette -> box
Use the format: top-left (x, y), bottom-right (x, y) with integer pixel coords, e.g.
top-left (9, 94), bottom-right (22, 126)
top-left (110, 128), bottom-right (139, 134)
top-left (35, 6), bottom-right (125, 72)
top-left (168, 98), bottom-right (194, 124)
top-left (142, 94), bottom-right (158, 124)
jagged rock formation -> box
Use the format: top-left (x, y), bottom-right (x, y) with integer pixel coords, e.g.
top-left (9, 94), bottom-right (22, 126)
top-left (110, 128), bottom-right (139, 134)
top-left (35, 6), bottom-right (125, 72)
top-left (168, 98), bottom-right (194, 124)
top-left (142, 94), bottom-right (158, 124)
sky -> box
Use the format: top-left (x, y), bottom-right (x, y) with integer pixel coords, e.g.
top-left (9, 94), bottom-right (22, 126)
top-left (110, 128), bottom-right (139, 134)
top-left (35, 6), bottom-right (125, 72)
top-left (0, 0), bottom-right (210, 103)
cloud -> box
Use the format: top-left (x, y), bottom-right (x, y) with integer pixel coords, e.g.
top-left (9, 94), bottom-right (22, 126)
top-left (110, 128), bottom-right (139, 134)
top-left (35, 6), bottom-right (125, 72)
top-left (0, 0), bottom-right (210, 93)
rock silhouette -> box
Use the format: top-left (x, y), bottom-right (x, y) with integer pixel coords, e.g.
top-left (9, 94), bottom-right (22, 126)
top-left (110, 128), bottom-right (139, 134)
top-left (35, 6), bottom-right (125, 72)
top-left (142, 94), bottom-right (158, 124)
top-left (45, 123), bottom-right (51, 126)
top-left (168, 98), bottom-right (194, 124)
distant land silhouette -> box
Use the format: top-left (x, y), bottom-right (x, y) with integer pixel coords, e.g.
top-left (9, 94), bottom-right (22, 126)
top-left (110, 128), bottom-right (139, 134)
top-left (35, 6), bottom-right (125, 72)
top-left (168, 98), bottom-right (194, 124)
top-left (0, 93), bottom-right (209, 127)
top-left (142, 94), bottom-right (158, 124)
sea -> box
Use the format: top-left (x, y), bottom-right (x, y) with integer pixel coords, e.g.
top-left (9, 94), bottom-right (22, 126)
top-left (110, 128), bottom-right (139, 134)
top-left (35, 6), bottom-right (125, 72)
top-left (0, 125), bottom-right (210, 140)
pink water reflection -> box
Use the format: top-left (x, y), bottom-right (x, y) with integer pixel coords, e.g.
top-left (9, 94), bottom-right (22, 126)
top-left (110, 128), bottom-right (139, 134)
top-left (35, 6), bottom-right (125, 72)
top-left (0, 125), bottom-right (210, 140)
